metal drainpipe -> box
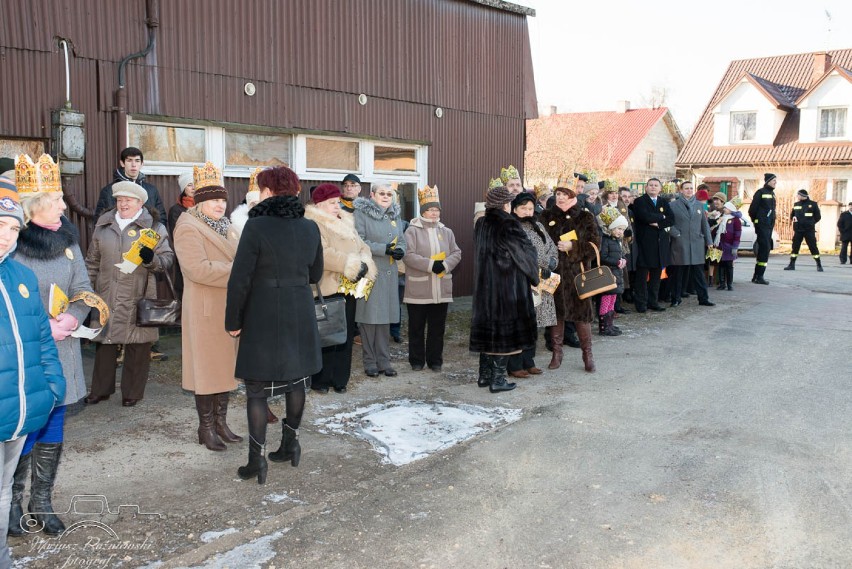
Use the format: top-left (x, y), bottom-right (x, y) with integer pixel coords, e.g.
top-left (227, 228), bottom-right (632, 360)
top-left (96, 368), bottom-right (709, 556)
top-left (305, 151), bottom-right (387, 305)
top-left (115, 0), bottom-right (160, 154)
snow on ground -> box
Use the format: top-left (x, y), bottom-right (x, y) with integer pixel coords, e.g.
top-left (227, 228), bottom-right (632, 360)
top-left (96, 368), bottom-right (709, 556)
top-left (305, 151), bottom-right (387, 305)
top-left (185, 530), bottom-right (288, 569)
top-left (315, 399), bottom-right (522, 466)
top-left (199, 527), bottom-right (239, 543)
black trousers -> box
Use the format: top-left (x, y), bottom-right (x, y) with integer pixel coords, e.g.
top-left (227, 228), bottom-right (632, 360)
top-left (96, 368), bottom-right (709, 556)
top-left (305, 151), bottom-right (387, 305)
top-left (755, 225), bottom-right (774, 265)
top-left (508, 329), bottom-right (537, 372)
top-left (671, 264), bottom-right (709, 302)
top-left (407, 303), bottom-right (449, 368)
top-left (841, 240), bottom-right (851, 264)
top-left (790, 229), bottom-right (819, 257)
top-left (634, 266), bottom-right (662, 310)
top-left (312, 294), bottom-right (356, 389)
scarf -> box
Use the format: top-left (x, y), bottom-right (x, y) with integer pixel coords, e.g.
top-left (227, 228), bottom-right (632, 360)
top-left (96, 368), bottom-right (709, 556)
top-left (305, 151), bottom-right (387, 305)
top-left (713, 213), bottom-right (734, 246)
top-left (31, 220), bottom-right (62, 231)
top-left (179, 194), bottom-right (195, 209)
top-left (191, 207), bottom-right (231, 237)
top-left (116, 208), bottom-right (143, 231)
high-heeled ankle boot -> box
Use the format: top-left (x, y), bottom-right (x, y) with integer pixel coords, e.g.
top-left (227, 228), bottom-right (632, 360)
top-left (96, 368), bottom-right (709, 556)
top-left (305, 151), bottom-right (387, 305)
top-left (477, 353), bottom-right (493, 388)
top-left (8, 452), bottom-right (30, 537)
top-left (268, 424), bottom-right (301, 467)
top-left (214, 393), bottom-right (243, 443)
top-left (195, 395), bottom-right (226, 451)
top-left (237, 436), bottom-right (268, 484)
top-left (575, 321), bottom-right (596, 373)
top-left (28, 443), bottom-right (66, 536)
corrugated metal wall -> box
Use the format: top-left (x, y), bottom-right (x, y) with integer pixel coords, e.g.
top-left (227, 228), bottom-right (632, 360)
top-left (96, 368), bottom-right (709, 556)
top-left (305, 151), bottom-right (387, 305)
top-left (1, 0), bottom-right (536, 294)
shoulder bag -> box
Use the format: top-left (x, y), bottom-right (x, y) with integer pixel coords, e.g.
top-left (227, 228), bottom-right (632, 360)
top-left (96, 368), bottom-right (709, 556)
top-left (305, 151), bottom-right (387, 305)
top-left (574, 242), bottom-right (617, 300)
top-left (314, 278), bottom-right (348, 347)
top-left (136, 268), bottom-right (182, 327)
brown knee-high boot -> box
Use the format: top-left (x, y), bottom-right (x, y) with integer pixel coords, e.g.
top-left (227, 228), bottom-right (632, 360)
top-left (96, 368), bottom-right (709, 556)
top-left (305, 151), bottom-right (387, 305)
top-left (214, 392), bottom-right (243, 443)
top-left (548, 320), bottom-right (564, 369)
top-left (575, 321), bottom-right (595, 373)
top-left (195, 394), bottom-right (226, 451)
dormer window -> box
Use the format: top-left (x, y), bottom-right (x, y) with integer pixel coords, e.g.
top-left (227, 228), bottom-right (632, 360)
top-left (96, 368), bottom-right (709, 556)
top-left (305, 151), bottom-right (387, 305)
top-left (819, 107), bottom-right (847, 139)
top-left (730, 111), bottom-right (756, 143)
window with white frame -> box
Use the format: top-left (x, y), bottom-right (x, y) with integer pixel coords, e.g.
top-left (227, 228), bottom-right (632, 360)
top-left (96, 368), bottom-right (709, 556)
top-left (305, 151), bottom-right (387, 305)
top-left (645, 151), bottom-right (654, 170)
top-left (226, 132), bottom-right (291, 168)
top-left (305, 137), bottom-right (360, 172)
top-left (129, 123), bottom-right (206, 163)
top-left (819, 108), bottom-right (847, 139)
top-left (743, 179), bottom-right (758, 199)
top-left (730, 112), bottom-right (757, 143)
top-left (834, 180), bottom-right (848, 203)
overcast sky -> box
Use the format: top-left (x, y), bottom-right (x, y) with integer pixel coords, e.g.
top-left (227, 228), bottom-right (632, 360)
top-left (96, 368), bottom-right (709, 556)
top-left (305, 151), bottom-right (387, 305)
top-left (520, 0), bottom-right (852, 136)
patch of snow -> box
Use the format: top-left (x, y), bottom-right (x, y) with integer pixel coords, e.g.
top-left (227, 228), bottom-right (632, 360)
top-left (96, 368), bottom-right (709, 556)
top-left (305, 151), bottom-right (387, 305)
top-left (315, 399), bottom-right (522, 466)
top-left (199, 527), bottom-right (239, 543)
top-left (186, 530), bottom-right (287, 569)
top-left (264, 493), bottom-right (306, 505)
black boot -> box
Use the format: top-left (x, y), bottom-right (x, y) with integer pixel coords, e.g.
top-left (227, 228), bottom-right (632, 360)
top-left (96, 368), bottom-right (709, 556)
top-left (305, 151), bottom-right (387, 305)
top-left (477, 353), bottom-right (493, 388)
top-left (28, 443), bottom-right (66, 536)
top-left (783, 257), bottom-right (796, 271)
top-left (214, 393), bottom-right (243, 443)
top-left (543, 326), bottom-right (553, 352)
top-left (489, 355), bottom-right (516, 393)
top-left (268, 424), bottom-right (301, 467)
top-left (816, 258), bottom-right (824, 272)
top-left (237, 436), bottom-right (268, 484)
top-left (8, 452), bottom-right (30, 537)
top-left (600, 312), bottom-right (622, 336)
top-left (754, 265), bottom-right (770, 285)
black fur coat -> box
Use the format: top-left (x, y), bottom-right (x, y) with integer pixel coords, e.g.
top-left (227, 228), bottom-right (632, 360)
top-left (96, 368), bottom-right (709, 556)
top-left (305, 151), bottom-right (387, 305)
top-left (469, 208), bottom-right (539, 354)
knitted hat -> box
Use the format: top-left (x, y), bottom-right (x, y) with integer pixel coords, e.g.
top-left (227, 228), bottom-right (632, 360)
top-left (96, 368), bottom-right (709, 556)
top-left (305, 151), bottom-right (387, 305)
top-left (696, 189), bottom-right (710, 201)
top-left (178, 172), bottom-right (194, 193)
top-left (485, 185), bottom-right (513, 209)
top-left (583, 182), bottom-right (599, 194)
top-left (112, 181), bottom-right (148, 203)
top-left (312, 183), bottom-right (342, 204)
top-left (342, 173), bottom-right (361, 184)
top-left (797, 189), bottom-right (809, 198)
top-left (0, 177), bottom-right (24, 227)
top-left (764, 173), bottom-right (777, 184)
top-left (723, 201), bottom-right (737, 213)
top-left (712, 192), bottom-right (727, 203)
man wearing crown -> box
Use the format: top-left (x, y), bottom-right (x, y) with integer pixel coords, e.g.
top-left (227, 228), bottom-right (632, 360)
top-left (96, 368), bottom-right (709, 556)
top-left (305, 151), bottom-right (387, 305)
top-left (94, 147), bottom-right (167, 222)
top-left (500, 165), bottom-right (523, 196)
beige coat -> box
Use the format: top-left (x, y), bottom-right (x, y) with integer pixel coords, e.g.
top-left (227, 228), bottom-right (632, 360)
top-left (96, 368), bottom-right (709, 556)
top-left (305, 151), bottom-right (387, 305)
top-left (86, 208), bottom-right (174, 345)
top-left (304, 205), bottom-right (377, 297)
top-left (173, 212), bottom-right (240, 394)
top-left (402, 216), bottom-right (462, 304)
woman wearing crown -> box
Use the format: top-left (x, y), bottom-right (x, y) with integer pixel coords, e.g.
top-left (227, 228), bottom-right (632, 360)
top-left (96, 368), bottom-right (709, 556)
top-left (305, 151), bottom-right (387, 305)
top-left (402, 185), bottom-right (461, 372)
top-left (173, 162), bottom-right (243, 451)
top-left (8, 154), bottom-right (97, 537)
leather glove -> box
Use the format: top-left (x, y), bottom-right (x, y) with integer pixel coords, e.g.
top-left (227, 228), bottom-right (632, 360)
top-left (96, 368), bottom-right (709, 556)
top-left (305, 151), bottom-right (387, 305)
top-left (548, 257), bottom-right (558, 271)
top-left (391, 248), bottom-right (405, 261)
top-left (385, 243), bottom-right (396, 256)
top-left (139, 246), bottom-right (155, 264)
top-left (623, 228), bottom-right (632, 238)
top-left (431, 260), bottom-right (445, 274)
top-left (540, 268), bottom-right (551, 279)
top-left (356, 262), bottom-right (368, 280)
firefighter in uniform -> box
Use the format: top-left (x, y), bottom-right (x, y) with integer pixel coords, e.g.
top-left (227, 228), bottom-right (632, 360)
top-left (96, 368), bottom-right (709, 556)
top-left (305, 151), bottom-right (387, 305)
top-left (783, 189), bottom-right (823, 271)
top-left (748, 173), bottom-right (777, 284)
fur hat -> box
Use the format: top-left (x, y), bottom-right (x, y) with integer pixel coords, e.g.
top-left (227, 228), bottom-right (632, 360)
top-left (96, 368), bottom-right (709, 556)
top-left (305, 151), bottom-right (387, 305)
top-left (712, 192), bottom-right (727, 203)
top-left (312, 183), bottom-right (342, 204)
top-left (111, 181), bottom-right (148, 203)
top-left (797, 189), bottom-right (809, 198)
top-left (511, 192), bottom-right (535, 211)
top-left (764, 173), bottom-right (777, 184)
top-left (485, 186), bottom-right (514, 209)
top-left (178, 172), bottom-right (193, 193)
top-left (0, 177), bottom-right (24, 227)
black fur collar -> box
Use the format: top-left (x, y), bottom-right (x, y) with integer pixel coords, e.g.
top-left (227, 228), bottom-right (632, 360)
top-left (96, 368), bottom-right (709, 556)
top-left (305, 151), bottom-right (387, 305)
top-left (16, 217), bottom-right (80, 261)
top-left (249, 195), bottom-right (304, 219)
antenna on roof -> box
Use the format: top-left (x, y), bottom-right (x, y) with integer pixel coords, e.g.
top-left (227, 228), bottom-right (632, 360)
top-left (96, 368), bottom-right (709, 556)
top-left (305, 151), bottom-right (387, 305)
top-left (824, 9), bottom-right (832, 49)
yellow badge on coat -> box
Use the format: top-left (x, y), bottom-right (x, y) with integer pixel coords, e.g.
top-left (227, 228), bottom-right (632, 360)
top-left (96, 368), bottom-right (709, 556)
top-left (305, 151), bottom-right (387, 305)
top-left (390, 220), bottom-right (397, 227)
top-left (127, 229), bottom-right (137, 237)
top-left (659, 207), bottom-right (664, 212)
top-left (18, 283), bottom-right (29, 298)
top-left (65, 248), bottom-right (74, 260)
top-left (548, 220), bottom-right (555, 226)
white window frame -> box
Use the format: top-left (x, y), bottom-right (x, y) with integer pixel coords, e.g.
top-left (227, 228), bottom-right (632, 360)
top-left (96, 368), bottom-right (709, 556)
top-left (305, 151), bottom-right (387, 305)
top-left (818, 107), bottom-right (848, 140)
top-left (730, 111), bottom-right (757, 143)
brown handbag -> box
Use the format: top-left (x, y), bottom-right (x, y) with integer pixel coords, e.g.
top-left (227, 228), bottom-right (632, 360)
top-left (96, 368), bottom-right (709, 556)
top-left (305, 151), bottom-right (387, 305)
top-left (573, 242), bottom-right (617, 300)
top-left (136, 268), bottom-right (181, 327)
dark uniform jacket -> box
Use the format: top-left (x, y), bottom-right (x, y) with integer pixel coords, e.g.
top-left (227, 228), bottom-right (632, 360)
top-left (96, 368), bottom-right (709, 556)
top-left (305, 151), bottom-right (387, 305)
top-left (839, 210), bottom-right (852, 241)
top-left (789, 199), bottom-right (821, 230)
top-left (631, 194), bottom-right (675, 268)
top-left (748, 185), bottom-right (776, 230)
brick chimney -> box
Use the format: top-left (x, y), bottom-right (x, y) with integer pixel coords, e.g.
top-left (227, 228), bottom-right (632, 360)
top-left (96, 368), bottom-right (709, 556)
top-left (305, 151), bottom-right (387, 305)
top-left (550, 105), bottom-right (557, 115)
top-left (616, 100), bottom-right (630, 113)
top-left (813, 52), bottom-right (832, 84)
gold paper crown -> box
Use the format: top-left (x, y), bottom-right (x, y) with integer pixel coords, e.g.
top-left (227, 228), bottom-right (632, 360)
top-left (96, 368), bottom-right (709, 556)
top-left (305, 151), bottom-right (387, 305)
top-left (193, 161), bottom-right (223, 191)
top-left (418, 184), bottom-right (440, 208)
top-left (15, 154), bottom-right (62, 196)
top-left (488, 177), bottom-right (503, 190)
top-left (533, 183), bottom-right (551, 200)
top-left (500, 165), bottom-right (520, 184)
top-left (248, 167), bottom-right (263, 193)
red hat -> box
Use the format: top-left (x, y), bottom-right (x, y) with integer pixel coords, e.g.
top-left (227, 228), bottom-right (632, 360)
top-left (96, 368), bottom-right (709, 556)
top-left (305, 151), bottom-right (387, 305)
top-left (312, 183), bottom-right (342, 204)
top-left (695, 189), bottom-right (710, 201)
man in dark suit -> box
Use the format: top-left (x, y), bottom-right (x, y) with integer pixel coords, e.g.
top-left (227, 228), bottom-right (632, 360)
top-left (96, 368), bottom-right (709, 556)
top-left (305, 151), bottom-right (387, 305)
top-left (630, 178), bottom-right (675, 313)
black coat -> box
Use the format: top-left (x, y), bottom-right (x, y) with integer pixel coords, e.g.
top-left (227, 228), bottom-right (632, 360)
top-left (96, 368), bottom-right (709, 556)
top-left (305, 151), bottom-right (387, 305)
top-left (469, 208), bottom-right (539, 354)
top-left (599, 233), bottom-right (625, 294)
top-left (225, 196), bottom-right (324, 382)
top-left (748, 185), bottom-right (777, 231)
top-left (94, 169), bottom-right (168, 222)
top-left (540, 204), bottom-right (600, 323)
top-left (839, 210), bottom-right (852, 241)
top-left (789, 198), bottom-right (821, 230)
top-left (631, 194), bottom-right (675, 268)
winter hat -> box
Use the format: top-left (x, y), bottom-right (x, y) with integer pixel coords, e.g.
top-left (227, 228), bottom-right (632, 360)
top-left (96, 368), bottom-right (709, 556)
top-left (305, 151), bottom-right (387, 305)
top-left (0, 157), bottom-right (15, 177)
top-left (510, 192), bottom-right (535, 211)
top-left (723, 201), bottom-right (738, 213)
top-left (712, 192), bottom-right (727, 203)
top-left (764, 173), bottom-right (777, 184)
top-left (583, 182), bottom-right (599, 194)
top-left (599, 206), bottom-right (627, 231)
top-left (178, 172), bottom-right (194, 193)
top-left (796, 189), bottom-right (809, 199)
top-left (0, 177), bottom-right (24, 227)
top-left (573, 172), bottom-right (589, 183)
top-left (695, 189), bottom-right (710, 201)
top-left (112, 180), bottom-right (148, 203)
top-left (342, 173), bottom-right (361, 184)
top-left (312, 183), bottom-right (342, 204)
top-left (485, 185), bottom-right (514, 209)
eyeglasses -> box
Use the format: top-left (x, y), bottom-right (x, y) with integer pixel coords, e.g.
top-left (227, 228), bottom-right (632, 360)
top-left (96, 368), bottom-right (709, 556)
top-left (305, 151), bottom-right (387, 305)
top-left (374, 192), bottom-right (394, 197)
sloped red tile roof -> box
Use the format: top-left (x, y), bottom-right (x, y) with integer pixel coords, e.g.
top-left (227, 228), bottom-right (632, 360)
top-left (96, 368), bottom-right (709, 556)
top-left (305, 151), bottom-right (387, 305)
top-left (526, 107), bottom-right (673, 173)
top-left (677, 49), bottom-right (852, 168)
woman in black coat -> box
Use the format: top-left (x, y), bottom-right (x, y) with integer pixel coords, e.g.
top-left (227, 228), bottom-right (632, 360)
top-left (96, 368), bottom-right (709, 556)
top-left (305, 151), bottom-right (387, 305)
top-left (226, 166), bottom-right (324, 484)
top-left (540, 187), bottom-right (600, 372)
top-left (469, 186), bottom-right (539, 393)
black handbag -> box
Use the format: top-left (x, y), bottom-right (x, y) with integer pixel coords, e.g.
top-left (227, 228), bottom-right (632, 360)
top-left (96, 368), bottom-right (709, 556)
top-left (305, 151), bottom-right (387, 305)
top-left (574, 242), bottom-right (618, 300)
top-left (314, 279), bottom-right (347, 347)
top-left (136, 268), bottom-right (182, 327)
